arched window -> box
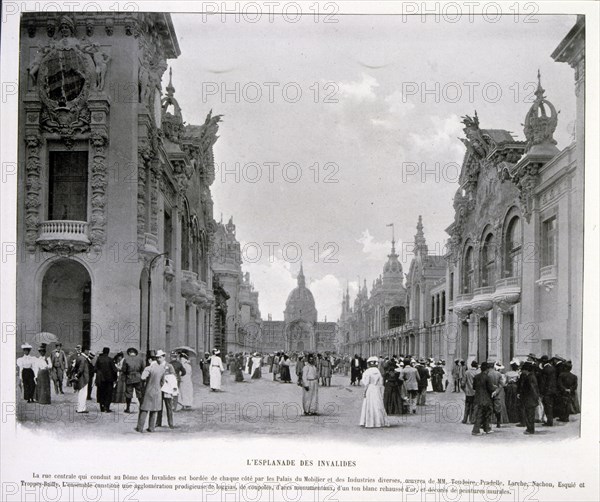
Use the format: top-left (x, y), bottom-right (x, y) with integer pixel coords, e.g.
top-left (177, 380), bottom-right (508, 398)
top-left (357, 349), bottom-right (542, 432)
top-left (181, 209), bottom-right (190, 271)
top-left (504, 216), bottom-right (522, 277)
top-left (462, 246), bottom-right (474, 293)
top-left (481, 233), bottom-right (496, 287)
top-left (388, 306), bottom-right (406, 329)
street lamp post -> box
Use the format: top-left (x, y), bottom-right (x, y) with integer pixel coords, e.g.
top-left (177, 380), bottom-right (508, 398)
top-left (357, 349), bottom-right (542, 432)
top-left (146, 252), bottom-right (169, 360)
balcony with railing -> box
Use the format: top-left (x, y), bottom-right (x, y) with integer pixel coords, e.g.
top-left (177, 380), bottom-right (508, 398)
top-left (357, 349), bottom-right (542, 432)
top-left (536, 264), bottom-right (557, 292)
top-left (493, 276), bottom-right (521, 310)
top-left (36, 220), bottom-right (90, 253)
top-left (454, 292), bottom-right (474, 319)
top-left (471, 286), bottom-right (495, 315)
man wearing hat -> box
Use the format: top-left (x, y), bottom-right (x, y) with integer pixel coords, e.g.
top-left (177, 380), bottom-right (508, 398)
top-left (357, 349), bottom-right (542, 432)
top-left (518, 361), bottom-right (540, 434)
top-left (471, 362), bottom-right (496, 435)
top-left (95, 347), bottom-right (118, 413)
top-left (135, 350), bottom-right (166, 432)
top-left (73, 348), bottom-right (92, 413)
top-left (301, 354), bottom-right (319, 415)
top-left (66, 345), bottom-right (82, 388)
top-left (557, 361), bottom-right (578, 422)
top-left (122, 347), bottom-right (145, 413)
top-left (16, 343), bottom-right (37, 402)
top-left (402, 359), bottom-right (421, 414)
top-left (50, 343), bottom-right (67, 395)
top-left (416, 358), bottom-right (429, 406)
top-left (461, 360), bottom-right (480, 424)
top-left (210, 349), bottom-right (224, 392)
top-left (539, 355), bottom-right (557, 426)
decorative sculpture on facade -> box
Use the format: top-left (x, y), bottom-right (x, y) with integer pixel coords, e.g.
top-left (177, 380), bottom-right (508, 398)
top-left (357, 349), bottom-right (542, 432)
top-left (523, 71), bottom-right (559, 153)
top-left (28, 15), bottom-right (110, 147)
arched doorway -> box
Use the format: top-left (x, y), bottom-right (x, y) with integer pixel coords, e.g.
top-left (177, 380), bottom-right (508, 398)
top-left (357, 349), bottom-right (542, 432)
top-left (42, 259), bottom-right (91, 349)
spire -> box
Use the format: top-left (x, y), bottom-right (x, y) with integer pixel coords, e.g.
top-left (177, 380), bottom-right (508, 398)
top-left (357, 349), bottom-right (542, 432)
top-left (414, 215), bottom-right (428, 255)
top-left (297, 263), bottom-right (305, 287)
top-left (166, 67), bottom-right (175, 98)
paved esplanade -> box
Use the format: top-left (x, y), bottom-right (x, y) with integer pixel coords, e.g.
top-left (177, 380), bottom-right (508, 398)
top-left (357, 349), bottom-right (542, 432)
top-left (17, 365), bottom-right (578, 442)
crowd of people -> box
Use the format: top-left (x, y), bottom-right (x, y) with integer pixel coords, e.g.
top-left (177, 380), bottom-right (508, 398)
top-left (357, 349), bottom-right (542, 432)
top-left (16, 342), bottom-right (198, 432)
top-left (17, 343), bottom-right (579, 435)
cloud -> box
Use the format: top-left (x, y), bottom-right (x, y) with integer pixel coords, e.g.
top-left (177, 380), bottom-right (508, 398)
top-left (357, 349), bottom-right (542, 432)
top-left (385, 89), bottom-right (416, 116)
top-left (242, 258), bottom-right (296, 319)
top-left (357, 229), bottom-right (390, 261)
top-left (338, 73), bottom-right (379, 102)
top-left (310, 274), bottom-right (344, 322)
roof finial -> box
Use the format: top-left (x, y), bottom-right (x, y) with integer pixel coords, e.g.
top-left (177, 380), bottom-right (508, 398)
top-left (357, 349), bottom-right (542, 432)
top-left (297, 262), bottom-right (305, 287)
top-left (166, 66), bottom-right (175, 97)
top-left (415, 215), bottom-right (428, 255)
top-left (535, 68), bottom-right (545, 101)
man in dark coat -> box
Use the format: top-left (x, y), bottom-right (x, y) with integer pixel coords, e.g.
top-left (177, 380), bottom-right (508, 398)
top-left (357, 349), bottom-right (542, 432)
top-left (350, 354), bottom-right (363, 386)
top-left (122, 347), bottom-right (145, 413)
top-left (471, 362), bottom-right (496, 435)
top-left (86, 351), bottom-right (96, 401)
top-left (557, 362), bottom-right (578, 422)
top-left (73, 348), bottom-right (91, 413)
top-left (95, 347), bottom-right (117, 412)
top-left (539, 355), bottom-right (557, 426)
top-left (518, 361), bottom-right (540, 434)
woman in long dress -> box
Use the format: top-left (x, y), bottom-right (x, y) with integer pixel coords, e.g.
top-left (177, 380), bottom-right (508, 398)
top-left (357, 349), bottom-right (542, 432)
top-left (200, 353), bottom-right (211, 386)
top-left (504, 361), bottom-right (520, 423)
top-left (34, 344), bottom-right (52, 405)
top-left (360, 356), bottom-right (389, 428)
top-left (251, 353), bottom-right (262, 379)
top-left (178, 353), bottom-right (193, 409)
top-left (112, 352), bottom-right (126, 404)
top-left (235, 353), bottom-right (245, 382)
top-left (279, 354), bottom-right (292, 382)
top-left (383, 360), bottom-right (404, 415)
top-left (209, 349), bottom-right (224, 392)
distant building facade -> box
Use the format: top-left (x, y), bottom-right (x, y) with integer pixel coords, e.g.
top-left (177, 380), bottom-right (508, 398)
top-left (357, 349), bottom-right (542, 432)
top-left (211, 217), bottom-right (262, 354)
top-left (260, 266), bottom-right (338, 354)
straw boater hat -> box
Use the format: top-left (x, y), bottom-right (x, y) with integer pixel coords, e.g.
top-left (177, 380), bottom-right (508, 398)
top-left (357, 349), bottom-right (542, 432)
top-left (21, 343), bottom-right (32, 350)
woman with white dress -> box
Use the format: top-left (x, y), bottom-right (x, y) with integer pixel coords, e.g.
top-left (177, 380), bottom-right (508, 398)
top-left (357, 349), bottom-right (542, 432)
top-left (209, 349), bottom-right (224, 392)
top-left (359, 356), bottom-right (389, 428)
top-left (178, 353), bottom-right (193, 409)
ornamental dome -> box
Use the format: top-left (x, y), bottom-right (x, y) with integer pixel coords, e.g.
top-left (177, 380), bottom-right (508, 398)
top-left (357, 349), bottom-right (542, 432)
top-left (284, 264), bottom-right (317, 323)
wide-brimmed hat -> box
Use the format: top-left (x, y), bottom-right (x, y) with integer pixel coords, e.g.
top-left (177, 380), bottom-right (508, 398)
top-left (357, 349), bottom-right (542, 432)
top-left (21, 343), bottom-right (32, 350)
top-left (155, 349), bottom-right (167, 358)
top-left (179, 352), bottom-right (189, 360)
top-left (213, 349), bottom-right (221, 355)
top-left (367, 356), bottom-right (378, 364)
top-left (127, 347), bottom-right (138, 355)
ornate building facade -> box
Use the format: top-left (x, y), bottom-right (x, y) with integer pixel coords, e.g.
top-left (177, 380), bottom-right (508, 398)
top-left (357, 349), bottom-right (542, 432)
top-left (340, 237), bottom-right (410, 356)
top-left (15, 13), bottom-right (230, 356)
top-left (211, 217), bottom-right (262, 354)
top-left (340, 17), bottom-right (584, 376)
top-left (260, 265), bottom-right (338, 354)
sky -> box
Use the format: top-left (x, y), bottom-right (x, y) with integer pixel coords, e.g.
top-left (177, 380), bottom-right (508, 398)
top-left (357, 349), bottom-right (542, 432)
top-left (165, 12), bottom-right (577, 322)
